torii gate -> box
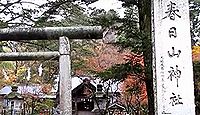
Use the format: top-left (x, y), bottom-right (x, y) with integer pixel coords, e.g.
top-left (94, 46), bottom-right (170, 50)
top-left (0, 26), bottom-right (103, 115)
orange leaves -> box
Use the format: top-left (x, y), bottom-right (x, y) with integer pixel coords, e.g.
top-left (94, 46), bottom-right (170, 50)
top-left (74, 69), bottom-right (86, 76)
top-left (5, 74), bottom-right (17, 84)
top-left (41, 84), bottom-right (52, 94)
top-left (74, 41), bottom-right (147, 106)
top-left (123, 53), bottom-right (144, 66)
top-left (119, 75), bottom-right (147, 106)
top-left (192, 46), bottom-right (200, 61)
top-left (119, 54), bottom-right (147, 106)
top-left (3, 66), bottom-right (27, 84)
top-left (4, 70), bottom-right (17, 84)
top-left (85, 43), bottom-right (128, 73)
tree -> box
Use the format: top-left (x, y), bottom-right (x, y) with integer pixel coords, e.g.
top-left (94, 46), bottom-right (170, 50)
top-left (115, 1), bottom-right (200, 114)
top-left (192, 45), bottom-right (200, 114)
top-left (97, 1), bottom-right (200, 114)
top-left (190, 0), bottom-right (200, 40)
top-left (189, 0), bottom-right (200, 114)
top-left (100, 0), bottom-right (154, 114)
top-left (85, 42), bottom-right (127, 73)
top-left (1, 0), bottom-right (199, 114)
top-left (39, 0), bottom-right (154, 114)
top-left (0, 0), bottom-right (102, 85)
top-left (120, 75), bottom-right (147, 115)
top-left (0, 0), bottom-right (97, 27)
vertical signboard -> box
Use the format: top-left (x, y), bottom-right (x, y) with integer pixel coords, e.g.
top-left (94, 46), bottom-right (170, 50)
top-left (153, 0), bottom-right (195, 114)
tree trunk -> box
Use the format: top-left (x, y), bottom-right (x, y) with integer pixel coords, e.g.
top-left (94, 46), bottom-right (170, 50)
top-left (138, 0), bottom-right (155, 115)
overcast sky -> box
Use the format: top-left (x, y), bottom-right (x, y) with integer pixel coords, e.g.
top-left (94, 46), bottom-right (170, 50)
top-left (33, 0), bottom-right (124, 12)
top-left (0, 0), bottom-right (124, 25)
top-left (37, 0), bottom-right (125, 17)
top-left (89, 0), bottom-right (124, 17)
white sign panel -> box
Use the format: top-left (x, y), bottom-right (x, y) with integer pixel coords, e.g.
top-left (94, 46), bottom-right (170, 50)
top-left (153, 0), bottom-right (195, 115)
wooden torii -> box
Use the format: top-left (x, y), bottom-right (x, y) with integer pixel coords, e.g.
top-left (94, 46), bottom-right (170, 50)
top-left (0, 26), bottom-right (103, 115)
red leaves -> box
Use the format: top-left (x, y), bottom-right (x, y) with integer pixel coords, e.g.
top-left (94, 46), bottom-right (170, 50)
top-left (192, 46), bottom-right (200, 61)
top-left (120, 75), bottom-right (147, 106)
top-left (41, 84), bottom-right (52, 94)
top-left (123, 53), bottom-right (144, 66)
top-left (85, 43), bottom-right (128, 72)
top-left (74, 42), bottom-right (147, 106)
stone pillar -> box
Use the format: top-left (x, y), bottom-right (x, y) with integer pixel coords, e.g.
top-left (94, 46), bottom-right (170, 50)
top-left (152, 0), bottom-right (195, 114)
top-left (59, 36), bottom-right (72, 115)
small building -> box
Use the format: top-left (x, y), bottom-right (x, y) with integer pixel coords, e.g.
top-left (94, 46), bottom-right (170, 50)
top-left (72, 78), bottom-right (96, 115)
top-left (71, 77), bottom-right (126, 115)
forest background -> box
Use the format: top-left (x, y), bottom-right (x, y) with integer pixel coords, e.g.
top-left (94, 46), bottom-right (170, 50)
top-left (0, 0), bottom-right (200, 114)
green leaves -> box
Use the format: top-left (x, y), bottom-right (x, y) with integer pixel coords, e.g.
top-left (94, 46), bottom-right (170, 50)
top-left (97, 61), bottom-right (144, 82)
top-left (90, 9), bottom-right (120, 27)
top-left (116, 6), bottom-right (146, 54)
top-left (190, 0), bottom-right (200, 38)
top-left (0, 61), bottom-right (15, 70)
top-left (118, 0), bottom-right (138, 7)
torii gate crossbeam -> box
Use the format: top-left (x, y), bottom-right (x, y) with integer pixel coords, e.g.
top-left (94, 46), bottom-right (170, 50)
top-left (0, 26), bottom-right (102, 40)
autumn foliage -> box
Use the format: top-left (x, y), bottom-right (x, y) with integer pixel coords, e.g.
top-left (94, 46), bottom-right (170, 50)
top-left (3, 69), bottom-right (17, 84)
top-left (120, 75), bottom-right (147, 106)
top-left (74, 42), bottom-right (128, 75)
top-left (87, 43), bottom-right (127, 71)
top-left (41, 84), bottom-right (52, 94)
top-left (192, 46), bottom-right (200, 61)
top-left (76, 42), bottom-right (148, 108)
top-left (119, 53), bottom-right (147, 108)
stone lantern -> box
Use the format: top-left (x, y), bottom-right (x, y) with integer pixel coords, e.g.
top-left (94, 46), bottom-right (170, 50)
top-left (92, 84), bottom-right (107, 114)
top-left (4, 85), bottom-right (23, 115)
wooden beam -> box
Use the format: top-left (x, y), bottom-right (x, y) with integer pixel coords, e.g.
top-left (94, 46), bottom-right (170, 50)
top-left (0, 52), bottom-right (59, 61)
top-left (0, 26), bottom-right (103, 41)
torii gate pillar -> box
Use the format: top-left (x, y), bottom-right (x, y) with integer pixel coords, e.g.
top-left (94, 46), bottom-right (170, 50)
top-left (0, 26), bottom-right (103, 115)
top-left (59, 36), bottom-right (71, 114)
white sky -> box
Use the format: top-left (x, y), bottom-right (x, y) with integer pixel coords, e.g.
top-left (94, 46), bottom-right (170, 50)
top-left (0, 0), bottom-right (124, 24)
top-left (29, 0), bottom-right (124, 13)
top-left (89, 0), bottom-right (124, 17)
top-left (1, 0), bottom-right (124, 11)
top-left (90, 0), bottom-right (122, 9)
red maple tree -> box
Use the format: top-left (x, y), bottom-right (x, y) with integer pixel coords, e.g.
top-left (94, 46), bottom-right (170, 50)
top-left (74, 42), bottom-right (148, 112)
top-left (119, 53), bottom-right (147, 113)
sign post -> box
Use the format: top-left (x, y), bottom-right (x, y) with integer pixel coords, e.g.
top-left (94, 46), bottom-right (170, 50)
top-left (152, 0), bottom-right (195, 114)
